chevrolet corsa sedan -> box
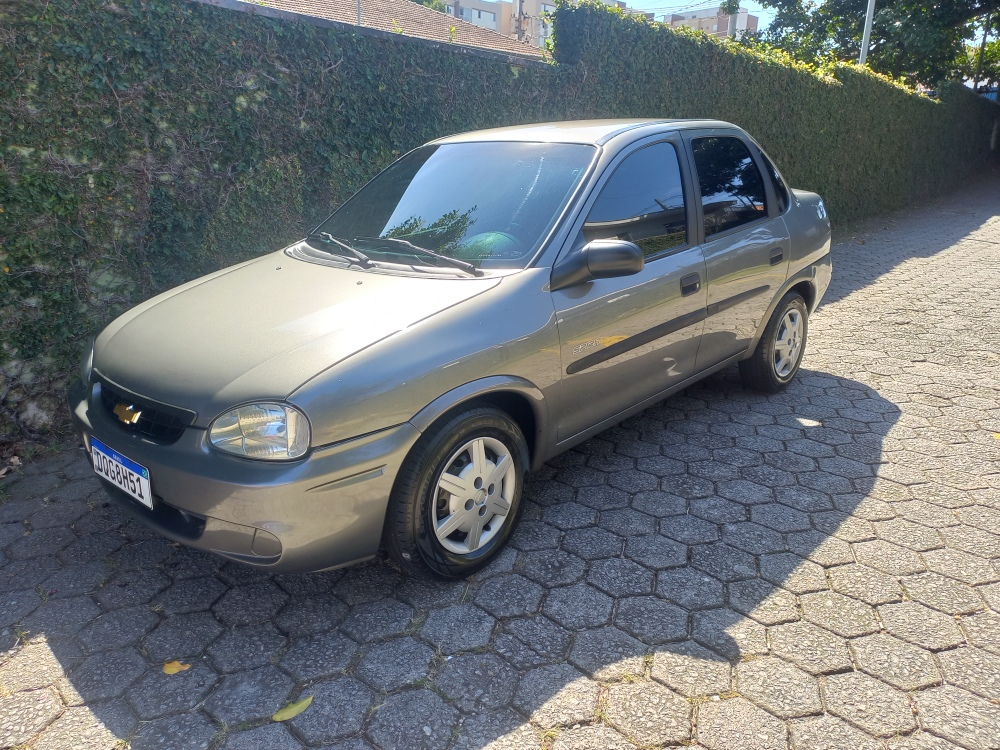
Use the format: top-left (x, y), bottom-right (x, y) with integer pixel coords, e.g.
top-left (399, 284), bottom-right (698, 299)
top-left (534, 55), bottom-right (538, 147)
top-left (68, 119), bottom-right (832, 578)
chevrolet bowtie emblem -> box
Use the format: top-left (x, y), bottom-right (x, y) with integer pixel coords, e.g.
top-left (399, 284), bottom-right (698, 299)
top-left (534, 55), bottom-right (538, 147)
top-left (113, 402), bottom-right (142, 425)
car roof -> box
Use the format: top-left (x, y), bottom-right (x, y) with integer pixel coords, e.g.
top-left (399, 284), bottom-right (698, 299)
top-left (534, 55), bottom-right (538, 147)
top-left (432, 119), bottom-right (737, 147)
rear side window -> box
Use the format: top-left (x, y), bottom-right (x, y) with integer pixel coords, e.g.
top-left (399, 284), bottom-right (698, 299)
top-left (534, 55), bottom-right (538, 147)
top-left (759, 149), bottom-right (790, 213)
top-left (692, 137), bottom-right (767, 237)
top-left (582, 142), bottom-right (687, 257)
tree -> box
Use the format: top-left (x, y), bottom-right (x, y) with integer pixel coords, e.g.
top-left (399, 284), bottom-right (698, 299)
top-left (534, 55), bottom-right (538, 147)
top-left (412, 0), bottom-right (449, 12)
top-left (751, 0), bottom-right (1000, 84)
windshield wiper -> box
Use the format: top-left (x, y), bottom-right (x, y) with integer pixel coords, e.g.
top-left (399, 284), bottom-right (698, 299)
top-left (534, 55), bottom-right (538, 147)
top-left (354, 236), bottom-right (482, 277)
top-left (305, 232), bottom-right (374, 268)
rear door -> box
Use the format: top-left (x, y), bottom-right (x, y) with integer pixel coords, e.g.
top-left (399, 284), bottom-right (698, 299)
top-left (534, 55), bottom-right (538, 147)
top-left (552, 137), bottom-right (707, 442)
top-left (682, 131), bottom-right (790, 370)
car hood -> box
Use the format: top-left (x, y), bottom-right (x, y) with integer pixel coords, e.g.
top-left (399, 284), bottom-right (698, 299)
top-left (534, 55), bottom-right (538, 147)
top-left (94, 252), bottom-right (501, 426)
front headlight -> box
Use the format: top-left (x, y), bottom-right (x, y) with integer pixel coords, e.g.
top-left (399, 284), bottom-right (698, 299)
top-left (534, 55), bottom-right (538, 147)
top-left (209, 403), bottom-right (311, 460)
top-left (80, 338), bottom-right (95, 387)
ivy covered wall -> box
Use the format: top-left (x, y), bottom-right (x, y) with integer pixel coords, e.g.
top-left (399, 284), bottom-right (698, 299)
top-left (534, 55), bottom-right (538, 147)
top-left (1, 0), bottom-right (996, 442)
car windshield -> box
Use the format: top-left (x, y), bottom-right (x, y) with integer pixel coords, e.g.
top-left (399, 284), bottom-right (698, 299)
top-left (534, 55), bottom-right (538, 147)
top-left (313, 141), bottom-right (596, 270)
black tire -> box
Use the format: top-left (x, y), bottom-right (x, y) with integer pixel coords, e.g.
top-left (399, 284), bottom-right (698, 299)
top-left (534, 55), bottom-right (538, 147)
top-left (739, 292), bottom-right (809, 393)
top-left (384, 405), bottom-right (528, 579)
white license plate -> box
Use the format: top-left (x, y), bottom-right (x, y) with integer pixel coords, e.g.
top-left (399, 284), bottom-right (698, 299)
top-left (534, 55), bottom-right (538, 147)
top-left (91, 437), bottom-right (153, 509)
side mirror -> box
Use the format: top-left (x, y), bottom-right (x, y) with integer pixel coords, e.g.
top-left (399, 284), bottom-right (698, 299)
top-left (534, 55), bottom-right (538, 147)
top-left (550, 239), bottom-right (644, 291)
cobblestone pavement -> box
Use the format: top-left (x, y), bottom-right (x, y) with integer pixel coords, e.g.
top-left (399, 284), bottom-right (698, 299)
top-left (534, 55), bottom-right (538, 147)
top-left (2, 177), bottom-right (1000, 750)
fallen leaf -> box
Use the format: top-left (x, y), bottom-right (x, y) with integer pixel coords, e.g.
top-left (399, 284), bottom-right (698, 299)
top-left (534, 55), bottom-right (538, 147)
top-left (272, 695), bottom-right (313, 722)
top-left (993, 433), bottom-right (1000, 440)
top-left (10, 456), bottom-right (20, 466)
top-left (162, 660), bottom-right (191, 674)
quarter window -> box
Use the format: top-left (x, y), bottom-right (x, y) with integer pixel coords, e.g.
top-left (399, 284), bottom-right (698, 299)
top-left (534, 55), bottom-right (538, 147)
top-left (582, 142), bottom-right (687, 257)
top-left (692, 137), bottom-right (767, 236)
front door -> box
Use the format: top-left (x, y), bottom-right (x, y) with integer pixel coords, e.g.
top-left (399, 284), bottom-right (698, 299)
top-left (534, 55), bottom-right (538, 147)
top-left (552, 140), bottom-right (707, 443)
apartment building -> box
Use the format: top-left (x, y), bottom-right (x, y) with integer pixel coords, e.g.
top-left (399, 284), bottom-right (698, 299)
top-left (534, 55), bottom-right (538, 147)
top-left (445, 0), bottom-right (651, 48)
top-left (665, 6), bottom-right (758, 38)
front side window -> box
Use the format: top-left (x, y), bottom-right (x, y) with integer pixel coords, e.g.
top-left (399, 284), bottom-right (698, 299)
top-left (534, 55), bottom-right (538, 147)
top-left (759, 149), bottom-right (790, 214)
top-left (692, 136), bottom-right (767, 237)
top-left (581, 142), bottom-right (687, 257)
top-left (315, 142), bottom-right (595, 270)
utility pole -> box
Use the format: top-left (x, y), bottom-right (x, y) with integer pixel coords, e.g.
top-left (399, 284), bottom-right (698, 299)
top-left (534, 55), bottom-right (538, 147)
top-left (973, 13), bottom-right (993, 91)
top-left (858, 0), bottom-right (876, 66)
top-left (515, 0), bottom-right (525, 42)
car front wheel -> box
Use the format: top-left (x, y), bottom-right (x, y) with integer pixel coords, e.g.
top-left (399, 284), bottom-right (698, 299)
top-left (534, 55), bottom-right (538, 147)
top-left (384, 405), bottom-right (528, 579)
top-left (739, 291), bottom-right (809, 392)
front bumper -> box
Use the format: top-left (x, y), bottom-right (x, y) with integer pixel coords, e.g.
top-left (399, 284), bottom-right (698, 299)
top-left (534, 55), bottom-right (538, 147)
top-left (68, 379), bottom-right (421, 572)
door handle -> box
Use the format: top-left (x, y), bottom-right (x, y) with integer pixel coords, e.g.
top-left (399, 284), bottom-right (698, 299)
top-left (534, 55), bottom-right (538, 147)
top-left (680, 273), bottom-right (701, 296)
top-left (769, 248), bottom-right (784, 265)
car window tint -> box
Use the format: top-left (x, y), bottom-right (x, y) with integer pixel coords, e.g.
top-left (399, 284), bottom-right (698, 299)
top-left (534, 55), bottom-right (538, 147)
top-left (692, 137), bottom-right (768, 237)
top-left (759, 149), bottom-right (789, 213)
top-left (582, 142), bottom-right (687, 257)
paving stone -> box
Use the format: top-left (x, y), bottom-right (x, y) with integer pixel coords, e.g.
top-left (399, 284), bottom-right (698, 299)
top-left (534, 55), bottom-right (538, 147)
top-left (205, 622), bottom-right (286, 673)
top-left (552, 725), bottom-right (635, 750)
top-left (901, 571), bottom-right (985, 615)
top-left (887, 733), bottom-right (966, 750)
top-left (76, 605), bottom-right (159, 654)
top-left (697, 696), bottom-right (787, 750)
top-left (822, 671), bottom-right (916, 737)
top-left (95, 568), bottom-right (171, 610)
top-left (0, 687), bottom-right (62, 747)
top-left (331, 563), bottom-right (402, 605)
top-left (656, 567), bottom-right (725, 610)
top-left (161, 548), bottom-right (221, 580)
top-left (801, 591), bottom-right (879, 637)
top-left (873, 517), bottom-right (943, 551)
top-left (614, 595), bottom-right (688, 645)
top-left (516, 549), bottom-right (587, 588)
top-left (340, 598), bottom-right (414, 641)
top-left (421, 603), bottom-right (494, 654)
top-left (850, 633), bottom-right (941, 690)
top-left (513, 663), bottom-right (600, 729)
top-left (721, 522), bottom-right (785, 556)
top-left (204, 664), bottom-right (293, 724)
top-left (691, 542), bottom-right (757, 582)
top-left (367, 689), bottom-right (459, 750)
top-left (940, 523), bottom-right (1000, 559)
top-left (631, 491), bottom-right (686, 517)
top-left (109, 539), bottom-right (175, 570)
top-left (542, 501), bottom-right (599, 530)
top-left (30, 703), bottom-right (130, 749)
top-left (913, 685), bottom-right (1000, 750)
top-left (286, 676), bottom-right (371, 745)
top-left (759, 551), bottom-right (828, 593)
top-left (922, 547), bottom-right (998, 585)
top-left (58, 647), bottom-right (148, 704)
top-left (568, 626), bottom-right (646, 680)
top-left (355, 636), bottom-right (435, 691)
top-left (624, 534), bottom-right (687, 570)
top-left (58, 532), bottom-right (125, 565)
top-left (394, 577), bottom-right (466, 608)
top-left (976, 581), bottom-right (1000, 610)
top-left (605, 680), bottom-right (691, 745)
top-left (273, 593), bottom-right (349, 637)
top-left (220, 723), bottom-right (302, 750)
top-left (586, 557), bottom-right (654, 597)
top-left (0, 588), bottom-right (42, 628)
top-left (737, 656), bottom-right (822, 718)
top-left (9, 526), bottom-right (77, 559)
top-left (878, 601), bottom-right (965, 650)
top-left (494, 615), bottom-right (571, 669)
top-left (768, 620), bottom-right (853, 675)
top-left (474, 573), bottom-right (545, 618)
top-left (691, 496), bottom-right (747, 524)
top-left (561, 527), bottom-right (623, 559)
top-left (130, 712), bottom-right (216, 750)
top-left (828, 563), bottom-right (904, 605)
top-left (142, 611), bottom-right (223, 661)
top-left (432, 653), bottom-right (518, 710)
top-left (728, 578), bottom-right (799, 625)
top-left (692, 608), bottom-right (767, 660)
top-left (511, 520), bottom-right (562, 552)
top-left (938, 645), bottom-right (1000, 700)
top-left (788, 715), bottom-right (882, 750)
top-left (542, 582), bottom-right (613, 629)
top-left (211, 581), bottom-right (288, 626)
top-left (659, 514), bottom-right (720, 546)
top-left (20, 595), bottom-right (102, 639)
top-left (144, 576), bottom-right (226, 618)
top-left (128, 661), bottom-right (219, 720)
top-left (852, 539), bottom-right (926, 575)
top-left (787, 531), bottom-right (855, 567)
top-left (452, 707), bottom-right (540, 750)
top-left (279, 630), bottom-right (358, 681)
top-left (960, 611), bottom-right (1000, 655)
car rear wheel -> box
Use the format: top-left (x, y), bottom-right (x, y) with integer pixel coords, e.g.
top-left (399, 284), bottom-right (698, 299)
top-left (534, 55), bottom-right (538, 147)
top-left (739, 292), bottom-right (808, 393)
top-left (384, 405), bottom-right (528, 579)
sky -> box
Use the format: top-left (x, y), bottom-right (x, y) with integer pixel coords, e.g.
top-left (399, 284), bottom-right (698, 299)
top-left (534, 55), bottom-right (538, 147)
top-left (624, 1), bottom-right (778, 31)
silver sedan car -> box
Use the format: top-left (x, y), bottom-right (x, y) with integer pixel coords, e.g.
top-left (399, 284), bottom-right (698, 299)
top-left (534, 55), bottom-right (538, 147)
top-left (68, 119), bottom-right (832, 578)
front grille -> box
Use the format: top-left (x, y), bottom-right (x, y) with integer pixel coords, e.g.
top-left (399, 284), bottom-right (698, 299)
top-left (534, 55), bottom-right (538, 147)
top-left (98, 379), bottom-right (194, 443)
